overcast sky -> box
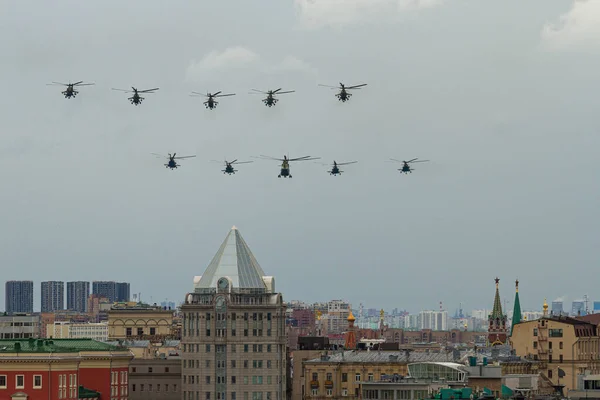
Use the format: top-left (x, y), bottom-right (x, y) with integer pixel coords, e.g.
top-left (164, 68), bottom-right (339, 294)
top-left (1, 0), bottom-right (599, 314)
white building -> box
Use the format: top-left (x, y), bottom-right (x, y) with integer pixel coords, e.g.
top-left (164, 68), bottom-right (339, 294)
top-left (419, 310), bottom-right (448, 331)
top-left (49, 321), bottom-right (109, 342)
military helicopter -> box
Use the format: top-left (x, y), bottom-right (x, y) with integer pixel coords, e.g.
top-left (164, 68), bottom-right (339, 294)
top-left (389, 158), bottom-right (429, 174)
top-left (112, 87), bottom-right (159, 106)
top-left (211, 159), bottom-right (253, 175)
top-left (250, 88), bottom-right (294, 107)
top-left (318, 82), bottom-right (367, 102)
top-left (322, 160), bottom-right (358, 176)
top-left (152, 153), bottom-right (196, 170)
top-left (190, 91), bottom-right (236, 110)
top-left (46, 81), bottom-right (95, 98)
top-left (255, 155), bottom-right (320, 178)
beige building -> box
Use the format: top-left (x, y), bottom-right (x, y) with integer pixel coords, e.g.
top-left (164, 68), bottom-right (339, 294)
top-left (181, 226), bottom-right (287, 400)
top-left (129, 358), bottom-right (182, 400)
top-left (301, 351), bottom-right (453, 399)
top-left (48, 321), bottom-right (109, 341)
top-left (108, 304), bottom-right (175, 340)
top-left (510, 308), bottom-right (600, 392)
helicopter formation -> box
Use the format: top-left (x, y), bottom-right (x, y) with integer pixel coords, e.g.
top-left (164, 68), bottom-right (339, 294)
top-left (46, 78), bottom-right (430, 177)
top-left (47, 80), bottom-right (369, 107)
top-left (149, 153), bottom-right (428, 177)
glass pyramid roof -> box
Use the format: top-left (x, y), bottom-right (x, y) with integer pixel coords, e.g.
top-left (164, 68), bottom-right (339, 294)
top-left (196, 226), bottom-right (267, 289)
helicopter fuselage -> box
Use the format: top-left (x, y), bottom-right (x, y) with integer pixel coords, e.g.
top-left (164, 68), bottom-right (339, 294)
top-left (129, 93), bottom-right (142, 105)
top-left (400, 165), bottom-right (412, 173)
top-left (224, 164), bottom-right (235, 174)
top-left (263, 95), bottom-right (277, 107)
top-left (336, 89), bottom-right (351, 102)
top-left (62, 86), bottom-right (76, 98)
top-left (205, 98), bottom-right (217, 109)
top-left (166, 160), bottom-right (178, 169)
top-left (279, 167), bottom-right (291, 178)
top-left (330, 166), bottom-right (341, 175)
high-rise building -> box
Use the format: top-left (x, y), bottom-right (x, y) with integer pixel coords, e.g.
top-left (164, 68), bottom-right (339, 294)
top-left (551, 300), bottom-right (564, 316)
top-left (182, 226), bottom-right (287, 400)
top-left (67, 281), bottom-right (90, 312)
top-left (92, 281), bottom-right (130, 303)
top-left (571, 300), bottom-right (586, 316)
top-left (41, 281), bottom-right (65, 312)
top-left (116, 282), bottom-right (130, 302)
top-left (5, 281), bottom-right (34, 314)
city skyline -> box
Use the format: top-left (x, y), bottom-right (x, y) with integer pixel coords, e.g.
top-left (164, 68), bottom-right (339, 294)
top-left (1, 1), bottom-right (599, 311)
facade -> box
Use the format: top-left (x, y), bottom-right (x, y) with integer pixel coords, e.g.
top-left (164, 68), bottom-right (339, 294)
top-left (511, 311), bottom-right (600, 392)
top-left (129, 358), bottom-right (182, 400)
top-left (108, 305), bottom-right (175, 340)
top-left (5, 280), bottom-right (34, 314)
top-left (0, 338), bottom-right (133, 400)
top-left (41, 281), bottom-right (65, 313)
top-left (181, 226), bottom-right (288, 400)
top-left (419, 311), bottom-right (448, 331)
top-left (488, 278), bottom-right (507, 345)
top-left (48, 321), bottom-right (109, 341)
top-left (93, 281), bottom-right (130, 303)
top-left (67, 281), bottom-right (90, 312)
top-left (0, 314), bottom-right (41, 339)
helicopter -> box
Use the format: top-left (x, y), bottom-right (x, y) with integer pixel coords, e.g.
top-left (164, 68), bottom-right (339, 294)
top-left (323, 160), bottom-right (358, 176)
top-left (211, 159), bottom-right (253, 175)
top-left (152, 153), bottom-right (196, 170)
top-left (389, 158), bottom-right (429, 174)
top-left (255, 155), bottom-right (320, 178)
top-left (190, 91), bottom-right (236, 110)
top-left (318, 82), bottom-right (367, 102)
top-left (46, 81), bottom-right (95, 99)
top-left (112, 87), bottom-right (159, 106)
top-left (250, 88), bottom-right (295, 107)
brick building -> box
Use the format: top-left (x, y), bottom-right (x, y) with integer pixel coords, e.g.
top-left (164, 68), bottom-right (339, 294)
top-left (0, 338), bottom-right (133, 400)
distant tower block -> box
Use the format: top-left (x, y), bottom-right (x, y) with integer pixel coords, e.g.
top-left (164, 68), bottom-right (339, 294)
top-left (344, 310), bottom-right (357, 349)
top-left (488, 277), bottom-right (508, 346)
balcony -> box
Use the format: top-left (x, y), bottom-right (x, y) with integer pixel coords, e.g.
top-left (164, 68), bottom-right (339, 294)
top-left (310, 381), bottom-right (319, 389)
top-left (325, 380), bottom-right (333, 389)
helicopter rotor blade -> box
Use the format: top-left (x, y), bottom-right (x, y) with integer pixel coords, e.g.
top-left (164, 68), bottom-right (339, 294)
top-left (411, 160), bottom-right (430, 163)
top-left (191, 91), bottom-right (205, 95)
top-left (138, 88), bottom-right (159, 93)
top-left (406, 158), bottom-right (419, 163)
top-left (173, 155), bottom-right (196, 160)
top-left (277, 91), bottom-right (295, 95)
top-left (232, 161), bottom-right (253, 165)
top-left (71, 81), bottom-right (84, 85)
top-left (337, 161), bottom-right (358, 166)
top-left (214, 93), bottom-right (236, 97)
top-left (346, 84), bottom-right (367, 89)
top-left (318, 84), bottom-right (339, 89)
top-left (272, 88), bottom-right (282, 93)
top-left (74, 83), bottom-right (95, 86)
top-left (389, 158), bottom-right (403, 163)
top-left (48, 82), bottom-right (70, 86)
top-left (212, 91), bottom-right (222, 96)
top-left (251, 89), bottom-right (268, 94)
top-left (112, 88), bottom-right (133, 93)
top-left (254, 155), bottom-right (283, 161)
top-left (289, 156), bottom-right (320, 162)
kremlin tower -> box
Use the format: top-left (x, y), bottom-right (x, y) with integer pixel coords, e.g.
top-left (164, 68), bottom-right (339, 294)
top-left (344, 310), bottom-right (357, 350)
top-left (510, 279), bottom-right (522, 337)
top-left (488, 277), bottom-right (508, 346)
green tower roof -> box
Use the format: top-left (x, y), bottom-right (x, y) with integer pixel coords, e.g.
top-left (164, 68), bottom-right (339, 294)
top-left (511, 279), bottom-right (522, 336)
top-left (490, 277), bottom-right (504, 319)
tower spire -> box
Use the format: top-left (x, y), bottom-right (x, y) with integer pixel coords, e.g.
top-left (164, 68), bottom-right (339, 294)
top-left (491, 277), bottom-right (503, 318)
top-left (488, 277), bottom-right (507, 346)
top-left (510, 279), bottom-right (521, 336)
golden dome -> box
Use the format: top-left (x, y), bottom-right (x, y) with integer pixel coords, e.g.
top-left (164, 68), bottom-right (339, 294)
top-left (347, 310), bottom-right (356, 322)
top-left (543, 298), bottom-right (548, 310)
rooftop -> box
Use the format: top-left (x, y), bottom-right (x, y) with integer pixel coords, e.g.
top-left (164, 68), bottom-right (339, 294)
top-left (0, 338), bottom-right (127, 353)
top-left (305, 350), bottom-right (456, 364)
top-left (194, 226), bottom-right (268, 290)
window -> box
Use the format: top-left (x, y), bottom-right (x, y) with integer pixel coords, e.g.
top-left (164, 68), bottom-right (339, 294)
top-left (141, 384), bottom-right (145, 391)
top-left (206, 344), bottom-right (211, 352)
top-left (267, 345), bottom-right (271, 352)
top-left (549, 329), bottom-right (563, 338)
top-left (232, 376), bottom-right (237, 384)
top-left (132, 384), bottom-right (136, 392)
top-left (149, 367), bottom-right (153, 373)
top-left (34, 375), bottom-right (42, 388)
top-left (548, 369), bottom-right (553, 378)
top-left (232, 360), bottom-right (237, 368)
top-left (16, 375), bottom-right (24, 389)
top-left (157, 384), bottom-right (161, 392)
top-left (150, 327), bottom-right (156, 335)
top-left (0, 376), bottom-right (6, 389)
top-left (312, 373), bottom-right (318, 381)
top-left (207, 392), bottom-right (211, 400)
top-left (126, 327), bottom-right (132, 336)
top-left (326, 373), bottom-right (332, 381)
top-left (137, 327), bottom-right (143, 335)
top-left (534, 342), bottom-right (538, 349)
top-left (327, 389), bottom-right (333, 397)
top-left (533, 328), bottom-right (538, 336)
top-left (368, 373), bottom-right (374, 381)
top-left (342, 373), bottom-right (348, 382)
top-left (312, 389), bottom-right (318, 396)
top-left (267, 361), bottom-right (272, 369)
top-left (244, 344), bottom-right (249, 352)
top-left (560, 342), bottom-right (563, 350)
top-left (355, 374), bottom-right (361, 382)
top-left (342, 390), bottom-right (348, 397)
top-left (232, 393), bottom-right (237, 400)
top-left (149, 384), bottom-right (153, 391)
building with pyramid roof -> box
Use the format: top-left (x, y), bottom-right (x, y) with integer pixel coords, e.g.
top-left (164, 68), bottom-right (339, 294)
top-left (488, 277), bottom-right (508, 346)
top-left (182, 226), bottom-right (287, 400)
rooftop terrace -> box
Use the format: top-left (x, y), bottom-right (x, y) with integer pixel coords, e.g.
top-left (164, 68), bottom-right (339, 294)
top-left (0, 338), bottom-right (127, 353)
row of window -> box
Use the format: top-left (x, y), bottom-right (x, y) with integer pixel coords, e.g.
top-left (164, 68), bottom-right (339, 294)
top-left (185, 328), bottom-right (274, 338)
top-left (311, 372), bottom-right (384, 383)
top-left (132, 383), bottom-right (177, 392)
top-left (183, 343), bottom-right (274, 353)
top-left (131, 366), bottom-right (170, 373)
top-left (182, 391), bottom-right (279, 400)
top-left (184, 358), bottom-right (276, 369)
top-left (183, 375), bottom-right (278, 385)
top-left (0, 375), bottom-right (42, 390)
top-left (111, 371), bottom-right (128, 385)
top-left (125, 327), bottom-right (157, 336)
top-left (185, 312), bottom-right (274, 323)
